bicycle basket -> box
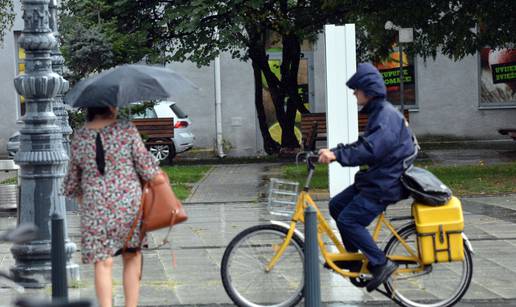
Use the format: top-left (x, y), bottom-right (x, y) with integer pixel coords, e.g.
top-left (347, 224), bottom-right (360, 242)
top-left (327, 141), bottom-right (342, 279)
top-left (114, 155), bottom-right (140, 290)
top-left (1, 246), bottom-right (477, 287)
top-left (267, 178), bottom-right (299, 217)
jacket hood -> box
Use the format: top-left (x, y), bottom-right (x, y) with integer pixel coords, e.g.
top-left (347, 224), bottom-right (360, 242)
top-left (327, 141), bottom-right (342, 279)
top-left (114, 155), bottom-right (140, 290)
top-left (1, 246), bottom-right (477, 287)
top-left (346, 63), bottom-right (387, 98)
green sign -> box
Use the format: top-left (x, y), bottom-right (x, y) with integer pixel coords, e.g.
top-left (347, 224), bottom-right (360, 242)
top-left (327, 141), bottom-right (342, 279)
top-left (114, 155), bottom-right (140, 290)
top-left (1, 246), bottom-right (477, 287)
top-left (379, 66), bottom-right (415, 87)
top-left (491, 61), bottom-right (516, 84)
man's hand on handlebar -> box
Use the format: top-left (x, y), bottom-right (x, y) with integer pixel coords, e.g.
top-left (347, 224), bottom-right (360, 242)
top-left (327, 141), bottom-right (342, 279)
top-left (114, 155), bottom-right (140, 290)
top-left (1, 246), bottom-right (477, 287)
top-left (318, 148), bottom-right (336, 164)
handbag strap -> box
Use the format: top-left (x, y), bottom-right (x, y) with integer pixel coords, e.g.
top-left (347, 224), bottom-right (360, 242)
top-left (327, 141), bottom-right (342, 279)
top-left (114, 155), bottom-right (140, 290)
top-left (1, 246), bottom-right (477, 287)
top-left (130, 178), bottom-right (179, 251)
top-left (123, 183), bottom-right (147, 253)
top-left (141, 214), bottom-right (177, 251)
top-left (140, 201), bottom-right (178, 250)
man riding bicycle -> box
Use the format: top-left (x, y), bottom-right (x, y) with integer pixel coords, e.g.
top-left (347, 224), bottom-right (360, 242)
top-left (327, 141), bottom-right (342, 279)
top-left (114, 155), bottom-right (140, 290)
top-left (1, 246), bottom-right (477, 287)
top-left (318, 63), bottom-right (415, 292)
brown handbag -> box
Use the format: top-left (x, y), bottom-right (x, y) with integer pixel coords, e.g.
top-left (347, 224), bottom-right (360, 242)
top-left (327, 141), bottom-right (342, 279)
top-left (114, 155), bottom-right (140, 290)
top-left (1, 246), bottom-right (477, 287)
top-left (124, 170), bottom-right (187, 250)
top-left (141, 170), bottom-right (188, 232)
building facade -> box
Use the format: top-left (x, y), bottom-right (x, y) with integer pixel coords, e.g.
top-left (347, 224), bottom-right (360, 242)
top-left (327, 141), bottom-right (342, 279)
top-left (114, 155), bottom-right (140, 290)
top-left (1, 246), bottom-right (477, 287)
top-left (1, 18), bottom-right (515, 157)
top-left (0, 1), bottom-right (23, 157)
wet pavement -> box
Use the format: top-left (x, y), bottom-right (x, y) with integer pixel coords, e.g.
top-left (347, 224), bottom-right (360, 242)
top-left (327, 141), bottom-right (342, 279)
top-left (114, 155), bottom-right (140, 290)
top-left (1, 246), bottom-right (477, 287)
top-left (419, 139), bottom-right (516, 166)
top-left (0, 158), bottom-right (515, 306)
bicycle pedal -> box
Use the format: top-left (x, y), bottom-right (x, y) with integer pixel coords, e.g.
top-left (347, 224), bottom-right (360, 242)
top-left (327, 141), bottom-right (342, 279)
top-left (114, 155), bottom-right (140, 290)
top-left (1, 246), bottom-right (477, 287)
top-left (359, 273), bottom-right (373, 280)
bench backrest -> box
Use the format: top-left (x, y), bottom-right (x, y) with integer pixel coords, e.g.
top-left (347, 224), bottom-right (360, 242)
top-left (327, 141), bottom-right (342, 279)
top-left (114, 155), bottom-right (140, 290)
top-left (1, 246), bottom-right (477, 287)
top-left (300, 110), bottom-right (410, 149)
top-left (132, 118), bottom-right (174, 140)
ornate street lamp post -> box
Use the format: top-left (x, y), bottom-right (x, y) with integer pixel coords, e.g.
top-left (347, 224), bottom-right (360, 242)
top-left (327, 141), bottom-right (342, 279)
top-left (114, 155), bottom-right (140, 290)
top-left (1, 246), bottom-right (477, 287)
top-left (11, 0), bottom-right (78, 287)
top-left (49, 0), bottom-right (77, 215)
top-left (49, 0), bottom-right (73, 153)
top-left (49, 0), bottom-right (79, 278)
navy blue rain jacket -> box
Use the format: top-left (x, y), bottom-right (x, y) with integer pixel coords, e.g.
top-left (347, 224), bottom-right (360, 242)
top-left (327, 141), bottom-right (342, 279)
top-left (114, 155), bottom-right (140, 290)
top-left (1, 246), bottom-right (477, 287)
top-left (331, 63), bottom-right (415, 204)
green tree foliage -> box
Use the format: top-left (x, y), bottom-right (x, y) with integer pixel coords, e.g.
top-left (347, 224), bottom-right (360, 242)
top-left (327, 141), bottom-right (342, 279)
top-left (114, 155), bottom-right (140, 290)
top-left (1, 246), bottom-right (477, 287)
top-left (60, 0), bottom-right (353, 153)
top-left (151, 1), bottom-right (353, 153)
top-left (60, 23), bottom-right (114, 84)
top-left (0, 0), bottom-right (14, 45)
top-left (59, 0), bottom-right (516, 153)
top-left (353, 1), bottom-right (516, 62)
top-left (60, 0), bottom-right (160, 82)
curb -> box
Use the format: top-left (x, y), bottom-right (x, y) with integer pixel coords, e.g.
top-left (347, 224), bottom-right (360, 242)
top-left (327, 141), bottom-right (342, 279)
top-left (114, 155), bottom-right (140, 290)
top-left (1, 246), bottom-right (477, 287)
top-left (183, 166), bottom-right (215, 203)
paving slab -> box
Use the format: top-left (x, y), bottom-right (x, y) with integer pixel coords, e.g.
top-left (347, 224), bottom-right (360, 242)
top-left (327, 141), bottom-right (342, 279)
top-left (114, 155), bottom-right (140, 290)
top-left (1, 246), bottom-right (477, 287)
top-left (186, 164), bottom-right (277, 203)
top-left (0, 198), bottom-right (515, 306)
top-left (1, 163), bottom-right (516, 306)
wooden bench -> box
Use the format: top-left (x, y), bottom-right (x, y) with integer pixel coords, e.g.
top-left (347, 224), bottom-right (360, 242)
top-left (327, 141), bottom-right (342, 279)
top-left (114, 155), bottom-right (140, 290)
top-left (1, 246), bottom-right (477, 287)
top-left (300, 110), bottom-right (410, 150)
top-left (498, 129), bottom-right (516, 141)
top-left (132, 118), bottom-right (175, 163)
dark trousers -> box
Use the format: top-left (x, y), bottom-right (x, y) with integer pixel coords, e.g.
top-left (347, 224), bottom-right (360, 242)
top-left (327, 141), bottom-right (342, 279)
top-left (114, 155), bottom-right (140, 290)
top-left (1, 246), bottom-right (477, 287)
top-left (329, 185), bottom-right (387, 267)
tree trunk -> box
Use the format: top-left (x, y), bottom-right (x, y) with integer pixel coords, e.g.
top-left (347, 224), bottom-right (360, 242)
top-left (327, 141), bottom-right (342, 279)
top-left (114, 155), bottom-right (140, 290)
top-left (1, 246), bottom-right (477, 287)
top-left (251, 58), bottom-right (280, 154)
top-left (280, 98), bottom-right (299, 148)
top-left (247, 24), bottom-right (281, 154)
top-left (277, 34), bottom-right (303, 149)
top-left (247, 26), bottom-right (305, 151)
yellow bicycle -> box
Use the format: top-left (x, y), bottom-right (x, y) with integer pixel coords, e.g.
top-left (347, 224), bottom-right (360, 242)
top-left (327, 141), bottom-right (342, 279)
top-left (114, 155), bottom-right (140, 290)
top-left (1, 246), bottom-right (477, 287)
top-left (220, 152), bottom-right (473, 307)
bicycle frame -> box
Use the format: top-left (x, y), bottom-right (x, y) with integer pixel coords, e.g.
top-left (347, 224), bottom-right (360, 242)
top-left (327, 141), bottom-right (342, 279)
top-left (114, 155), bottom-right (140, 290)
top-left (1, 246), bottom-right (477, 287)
top-left (266, 190), bottom-right (425, 278)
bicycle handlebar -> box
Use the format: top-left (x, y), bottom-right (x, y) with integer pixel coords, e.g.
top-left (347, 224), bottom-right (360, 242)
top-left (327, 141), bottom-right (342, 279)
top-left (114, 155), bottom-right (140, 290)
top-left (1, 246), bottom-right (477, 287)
top-left (296, 151), bottom-right (319, 190)
top-left (295, 151), bottom-right (319, 170)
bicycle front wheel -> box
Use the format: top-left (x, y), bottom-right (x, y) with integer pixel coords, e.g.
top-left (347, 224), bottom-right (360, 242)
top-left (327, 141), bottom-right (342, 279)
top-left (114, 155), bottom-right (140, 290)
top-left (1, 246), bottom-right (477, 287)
top-left (384, 223), bottom-right (473, 307)
top-left (221, 224), bottom-right (305, 307)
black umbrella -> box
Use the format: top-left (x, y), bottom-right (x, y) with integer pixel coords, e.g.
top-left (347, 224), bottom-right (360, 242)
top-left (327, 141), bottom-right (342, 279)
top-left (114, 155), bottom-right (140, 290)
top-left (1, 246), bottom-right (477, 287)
top-left (64, 64), bottom-right (198, 108)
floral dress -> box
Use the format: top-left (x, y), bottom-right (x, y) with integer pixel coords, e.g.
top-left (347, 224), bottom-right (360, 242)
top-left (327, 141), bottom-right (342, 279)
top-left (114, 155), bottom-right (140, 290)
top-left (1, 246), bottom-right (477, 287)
top-left (62, 120), bottom-right (159, 264)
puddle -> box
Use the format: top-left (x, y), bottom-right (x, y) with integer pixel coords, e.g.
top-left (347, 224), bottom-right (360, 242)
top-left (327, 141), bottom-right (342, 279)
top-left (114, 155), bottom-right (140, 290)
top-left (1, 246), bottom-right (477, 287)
top-left (462, 200), bottom-right (516, 223)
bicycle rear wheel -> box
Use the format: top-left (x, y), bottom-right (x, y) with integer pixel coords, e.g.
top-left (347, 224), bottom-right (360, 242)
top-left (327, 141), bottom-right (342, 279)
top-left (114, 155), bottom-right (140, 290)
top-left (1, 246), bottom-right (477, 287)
top-left (384, 223), bottom-right (473, 307)
top-left (221, 224), bottom-right (304, 307)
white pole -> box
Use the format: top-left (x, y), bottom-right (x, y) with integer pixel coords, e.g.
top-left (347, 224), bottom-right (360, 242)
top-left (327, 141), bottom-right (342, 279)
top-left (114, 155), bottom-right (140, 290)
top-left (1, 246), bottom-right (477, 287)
top-left (214, 55), bottom-right (225, 157)
top-left (324, 24), bottom-right (358, 197)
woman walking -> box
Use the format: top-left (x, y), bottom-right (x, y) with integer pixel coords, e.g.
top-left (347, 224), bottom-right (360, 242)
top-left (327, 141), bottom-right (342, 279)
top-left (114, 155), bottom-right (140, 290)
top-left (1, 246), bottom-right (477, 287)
top-left (62, 106), bottom-right (159, 307)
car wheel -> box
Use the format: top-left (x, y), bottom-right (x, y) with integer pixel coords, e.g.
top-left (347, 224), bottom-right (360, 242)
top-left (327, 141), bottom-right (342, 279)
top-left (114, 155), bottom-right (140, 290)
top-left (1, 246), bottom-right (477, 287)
top-left (148, 140), bottom-right (173, 164)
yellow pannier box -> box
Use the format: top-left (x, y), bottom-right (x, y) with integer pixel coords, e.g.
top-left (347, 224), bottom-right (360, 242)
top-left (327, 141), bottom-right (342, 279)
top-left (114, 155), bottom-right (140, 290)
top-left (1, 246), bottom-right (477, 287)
top-left (412, 196), bottom-right (464, 265)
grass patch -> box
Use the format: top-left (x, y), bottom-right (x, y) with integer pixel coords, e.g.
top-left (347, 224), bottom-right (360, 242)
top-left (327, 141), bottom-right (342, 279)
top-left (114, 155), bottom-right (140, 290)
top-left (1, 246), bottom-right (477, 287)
top-left (281, 162), bottom-right (516, 196)
top-left (427, 163), bottom-right (516, 196)
top-left (282, 164), bottom-right (329, 190)
top-left (170, 184), bottom-right (190, 200)
top-left (0, 177), bottom-right (17, 185)
top-left (161, 165), bottom-right (212, 200)
top-left (0, 166), bottom-right (210, 200)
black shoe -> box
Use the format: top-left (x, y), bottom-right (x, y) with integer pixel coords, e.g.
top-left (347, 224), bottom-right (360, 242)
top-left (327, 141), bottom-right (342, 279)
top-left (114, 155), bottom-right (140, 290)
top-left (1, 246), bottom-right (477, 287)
top-left (323, 260), bottom-right (362, 272)
top-left (366, 260), bottom-right (398, 292)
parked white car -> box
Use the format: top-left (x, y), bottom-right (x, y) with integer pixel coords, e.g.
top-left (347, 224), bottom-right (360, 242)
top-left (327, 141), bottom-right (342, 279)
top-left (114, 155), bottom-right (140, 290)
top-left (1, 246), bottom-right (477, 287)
top-left (131, 101), bottom-right (195, 162)
top-left (7, 132), bottom-right (20, 157)
top-left (7, 101), bottom-right (194, 163)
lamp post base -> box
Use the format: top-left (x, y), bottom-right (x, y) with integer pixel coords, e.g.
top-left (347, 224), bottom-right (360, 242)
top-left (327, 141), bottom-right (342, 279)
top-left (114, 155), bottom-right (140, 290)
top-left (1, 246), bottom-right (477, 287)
top-left (10, 241), bottom-right (79, 288)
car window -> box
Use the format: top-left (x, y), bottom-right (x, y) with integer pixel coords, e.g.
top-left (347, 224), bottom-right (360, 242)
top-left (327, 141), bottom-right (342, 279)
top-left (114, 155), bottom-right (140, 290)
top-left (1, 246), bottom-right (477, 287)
top-left (131, 107), bottom-right (157, 119)
top-left (144, 107), bottom-right (157, 118)
top-left (170, 104), bottom-right (187, 118)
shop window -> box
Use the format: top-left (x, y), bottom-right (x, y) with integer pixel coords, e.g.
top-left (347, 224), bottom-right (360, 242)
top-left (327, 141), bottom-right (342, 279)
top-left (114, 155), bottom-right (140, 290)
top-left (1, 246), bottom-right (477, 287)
top-left (374, 47), bottom-right (417, 110)
top-left (479, 47), bottom-right (516, 108)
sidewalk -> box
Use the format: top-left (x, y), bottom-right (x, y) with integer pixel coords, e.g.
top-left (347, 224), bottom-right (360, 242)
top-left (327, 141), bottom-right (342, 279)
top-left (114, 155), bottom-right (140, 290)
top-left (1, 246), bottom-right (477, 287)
top-left (1, 156), bottom-right (516, 306)
top-left (419, 139), bottom-right (516, 165)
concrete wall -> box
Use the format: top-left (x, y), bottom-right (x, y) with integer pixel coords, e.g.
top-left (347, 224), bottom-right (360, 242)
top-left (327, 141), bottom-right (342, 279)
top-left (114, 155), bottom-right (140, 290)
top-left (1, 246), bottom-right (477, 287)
top-left (165, 53), bottom-right (260, 157)
top-left (313, 33), bottom-right (327, 113)
top-left (1, 17), bottom-right (515, 157)
top-left (312, 33), bottom-right (516, 141)
top-left (0, 0), bottom-right (23, 156)
top-left (1, 1), bottom-right (261, 157)
top-left (411, 54), bottom-right (516, 139)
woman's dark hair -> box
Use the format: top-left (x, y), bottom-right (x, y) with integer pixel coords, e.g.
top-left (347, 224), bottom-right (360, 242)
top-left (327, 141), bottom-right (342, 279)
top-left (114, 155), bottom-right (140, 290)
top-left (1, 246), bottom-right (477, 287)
top-left (86, 107), bottom-right (113, 122)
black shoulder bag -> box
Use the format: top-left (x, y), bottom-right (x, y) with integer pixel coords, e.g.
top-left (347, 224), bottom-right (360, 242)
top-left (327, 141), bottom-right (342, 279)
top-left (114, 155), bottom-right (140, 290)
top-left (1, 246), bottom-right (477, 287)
top-left (401, 133), bottom-right (452, 206)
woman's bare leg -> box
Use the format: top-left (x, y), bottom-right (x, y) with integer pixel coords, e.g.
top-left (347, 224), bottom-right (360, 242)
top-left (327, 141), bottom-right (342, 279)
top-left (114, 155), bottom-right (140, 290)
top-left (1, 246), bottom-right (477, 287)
top-left (122, 251), bottom-right (142, 307)
top-left (95, 257), bottom-right (113, 307)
